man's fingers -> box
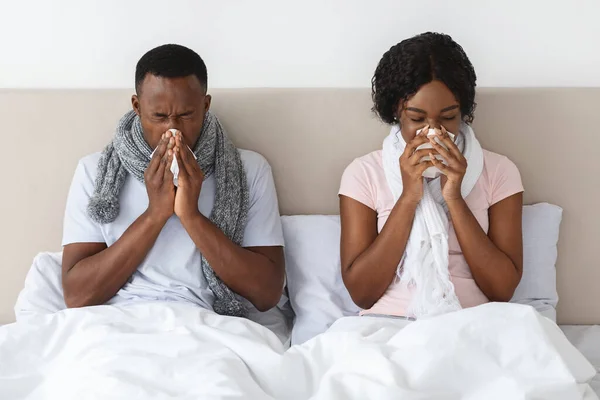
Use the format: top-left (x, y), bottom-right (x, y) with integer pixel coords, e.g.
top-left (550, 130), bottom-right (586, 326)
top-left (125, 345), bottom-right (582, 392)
top-left (174, 137), bottom-right (190, 177)
top-left (177, 136), bottom-right (198, 174)
top-left (174, 147), bottom-right (189, 179)
top-left (156, 146), bottom-right (170, 179)
top-left (163, 150), bottom-right (174, 181)
top-left (148, 134), bottom-right (168, 173)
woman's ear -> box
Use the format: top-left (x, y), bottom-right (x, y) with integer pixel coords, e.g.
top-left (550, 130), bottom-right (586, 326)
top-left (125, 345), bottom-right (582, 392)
top-left (395, 100), bottom-right (404, 123)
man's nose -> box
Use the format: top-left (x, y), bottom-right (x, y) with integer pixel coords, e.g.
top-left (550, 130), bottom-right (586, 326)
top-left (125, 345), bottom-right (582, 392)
top-left (167, 117), bottom-right (183, 133)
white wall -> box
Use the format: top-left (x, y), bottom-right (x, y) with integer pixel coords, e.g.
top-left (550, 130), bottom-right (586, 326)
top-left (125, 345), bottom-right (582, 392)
top-left (1, 0), bottom-right (599, 89)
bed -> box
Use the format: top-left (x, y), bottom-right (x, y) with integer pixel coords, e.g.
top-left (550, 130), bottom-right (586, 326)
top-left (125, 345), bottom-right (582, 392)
top-left (0, 88), bottom-right (599, 398)
top-left (563, 325), bottom-right (600, 395)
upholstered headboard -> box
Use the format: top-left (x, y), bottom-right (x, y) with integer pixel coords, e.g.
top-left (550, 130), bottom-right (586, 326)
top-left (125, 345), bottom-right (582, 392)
top-left (0, 88), bottom-right (598, 324)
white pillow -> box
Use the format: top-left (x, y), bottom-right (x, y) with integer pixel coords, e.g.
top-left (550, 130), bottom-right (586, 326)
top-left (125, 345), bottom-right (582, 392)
top-left (283, 203), bottom-right (562, 345)
top-left (511, 203), bottom-right (562, 320)
top-left (14, 251), bottom-right (65, 319)
top-left (283, 215), bottom-right (360, 345)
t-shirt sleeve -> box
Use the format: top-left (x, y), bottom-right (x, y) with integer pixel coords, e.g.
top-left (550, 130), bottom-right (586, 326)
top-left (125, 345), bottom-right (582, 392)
top-left (62, 160), bottom-right (105, 246)
top-left (242, 156), bottom-right (284, 248)
top-left (490, 155), bottom-right (524, 205)
top-left (338, 158), bottom-right (376, 210)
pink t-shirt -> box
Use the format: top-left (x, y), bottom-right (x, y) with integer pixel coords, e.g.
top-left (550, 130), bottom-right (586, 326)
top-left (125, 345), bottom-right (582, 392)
top-left (339, 149), bottom-right (524, 317)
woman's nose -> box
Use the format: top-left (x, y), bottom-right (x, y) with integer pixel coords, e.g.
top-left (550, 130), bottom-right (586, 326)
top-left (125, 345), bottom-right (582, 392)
top-left (427, 119), bottom-right (441, 130)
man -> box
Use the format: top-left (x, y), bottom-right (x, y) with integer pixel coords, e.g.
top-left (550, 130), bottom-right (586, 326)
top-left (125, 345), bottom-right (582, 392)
top-left (61, 44), bottom-right (285, 318)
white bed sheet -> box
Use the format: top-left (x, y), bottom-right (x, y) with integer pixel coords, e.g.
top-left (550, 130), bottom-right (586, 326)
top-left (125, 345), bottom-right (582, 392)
top-left (0, 302), bottom-right (598, 400)
top-left (562, 325), bottom-right (600, 397)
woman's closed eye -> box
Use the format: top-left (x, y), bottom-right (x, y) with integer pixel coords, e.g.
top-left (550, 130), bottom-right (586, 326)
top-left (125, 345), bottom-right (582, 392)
top-left (441, 115), bottom-right (458, 121)
top-left (410, 115), bottom-right (457, 123)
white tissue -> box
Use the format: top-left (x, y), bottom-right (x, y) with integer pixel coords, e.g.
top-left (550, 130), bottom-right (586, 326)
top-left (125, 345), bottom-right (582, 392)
top-left (415, 128), bottom-right (455, 179)
top-left (150, 129), bottom-right (196, 187)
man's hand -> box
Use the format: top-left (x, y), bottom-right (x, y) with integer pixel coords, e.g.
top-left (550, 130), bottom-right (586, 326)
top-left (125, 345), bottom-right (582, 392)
top-left (145, 131), bottom-right (176, 222)
top-left (174, 134), bottom-right (204, 221)
top-left (428, 126), bottom-right (467, 202)
top-left (399, 126), bottom-right (436, 204)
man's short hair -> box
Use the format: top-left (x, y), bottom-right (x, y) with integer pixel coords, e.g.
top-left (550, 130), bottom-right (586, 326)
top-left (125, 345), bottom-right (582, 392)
top-left (135, 44), bottom-right (208, 94)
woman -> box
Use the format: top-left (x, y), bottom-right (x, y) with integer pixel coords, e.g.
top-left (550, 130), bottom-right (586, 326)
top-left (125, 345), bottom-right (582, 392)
top-left (339, 32), bottom-right (524, 319)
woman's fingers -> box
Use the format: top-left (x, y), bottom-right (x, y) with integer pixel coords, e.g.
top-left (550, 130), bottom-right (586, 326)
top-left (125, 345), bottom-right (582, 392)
top-left (437, 126), bottom-right (463, 160)
top-left (416, 160), bottom-right (435, 175)
top-left (429, 152), bottom-right (451, 174)
top-left (403, 129), bottom-right (430, 157)
top-left (409, 148), bottom-right (440, 165)
top-left (428, 137), bottom-right (455, 164)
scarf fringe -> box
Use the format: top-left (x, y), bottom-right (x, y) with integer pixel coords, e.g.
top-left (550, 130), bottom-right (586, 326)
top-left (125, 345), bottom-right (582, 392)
top-left (87, 110), bottom-right (250, 318)
top-left (383, 123), bottom-right (484, 318)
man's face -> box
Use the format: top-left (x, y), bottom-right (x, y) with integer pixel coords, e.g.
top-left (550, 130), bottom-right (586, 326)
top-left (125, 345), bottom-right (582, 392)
top-left (132, 74), bottom-right (211, 149)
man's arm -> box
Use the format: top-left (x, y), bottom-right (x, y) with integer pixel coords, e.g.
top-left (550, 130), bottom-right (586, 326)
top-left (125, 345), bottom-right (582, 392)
top-left (62, 211), bottom-right (168, 308)
top-left (173, 139), bottom-right (285, 311)
top-left (181, 215), bottom-right (285, 312)
top-left (62, 132), bottom-right (177, 307)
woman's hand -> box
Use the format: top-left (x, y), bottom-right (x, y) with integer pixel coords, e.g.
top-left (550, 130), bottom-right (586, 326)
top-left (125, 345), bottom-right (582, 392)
top-left (429, 126), bottom-right (467, 202)
top-left (399, 126), bottom-right (436, 203)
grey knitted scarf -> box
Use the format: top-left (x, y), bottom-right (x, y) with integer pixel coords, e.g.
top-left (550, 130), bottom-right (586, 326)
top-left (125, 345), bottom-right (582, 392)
top-left (87, 110), bottom-right (250, 317)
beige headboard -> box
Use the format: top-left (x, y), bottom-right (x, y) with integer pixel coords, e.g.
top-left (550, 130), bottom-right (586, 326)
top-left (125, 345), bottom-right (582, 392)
top-left (0, 88), bottom-right (598, 324)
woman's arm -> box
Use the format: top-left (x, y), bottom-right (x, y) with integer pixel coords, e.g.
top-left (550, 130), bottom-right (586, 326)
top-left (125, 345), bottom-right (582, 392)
top-left (429, 127), bottom-right (523, 301)
top-left (446, 193), bottom-right (523, 301)
top-left (340, 195), bottom-right (419, 309)
top-left (340, 133), bottom-right (433, 309)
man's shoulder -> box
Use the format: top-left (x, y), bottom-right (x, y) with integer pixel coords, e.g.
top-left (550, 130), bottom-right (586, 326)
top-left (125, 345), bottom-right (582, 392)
top-left (238, 149), bottom-right (272, 180)
top-left (70, 152), bottom-right (102, 183)
top-left (76, 152), bottom-right (102, 172)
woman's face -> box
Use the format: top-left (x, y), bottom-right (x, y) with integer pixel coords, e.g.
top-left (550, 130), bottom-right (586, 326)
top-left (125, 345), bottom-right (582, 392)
top-left (396, 80), bottom-right (462, 143)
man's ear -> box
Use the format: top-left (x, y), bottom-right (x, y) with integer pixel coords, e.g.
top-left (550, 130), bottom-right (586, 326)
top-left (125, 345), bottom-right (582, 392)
top-left (204, 94), bottom-right (212, 113)
top-left (132, 95), bottom-right (141, 116)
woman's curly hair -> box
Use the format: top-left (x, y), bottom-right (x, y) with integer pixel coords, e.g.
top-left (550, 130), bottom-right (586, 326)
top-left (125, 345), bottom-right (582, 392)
top-left (372, 32), bottom-right (477, 125)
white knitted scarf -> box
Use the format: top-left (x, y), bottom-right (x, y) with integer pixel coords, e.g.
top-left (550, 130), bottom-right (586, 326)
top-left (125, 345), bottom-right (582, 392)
top-left (381, 122), bottom-right (484, 318)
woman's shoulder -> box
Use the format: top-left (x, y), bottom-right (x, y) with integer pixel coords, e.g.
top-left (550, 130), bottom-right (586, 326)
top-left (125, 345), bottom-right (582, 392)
top-left (480, 149), bottom-right (524, 204)
top-left (339, 150), bottom-right (386, 210)
top-left (482, 149), bottom-right (520, 177)
top-left (345, 150), bottom-right (384, 173)
top-left (342, 150), bottom-right (387, 185)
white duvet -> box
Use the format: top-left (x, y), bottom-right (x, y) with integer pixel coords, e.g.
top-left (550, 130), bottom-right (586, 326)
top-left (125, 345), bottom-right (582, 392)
top-left (0, 302), bottom-right (597, 400)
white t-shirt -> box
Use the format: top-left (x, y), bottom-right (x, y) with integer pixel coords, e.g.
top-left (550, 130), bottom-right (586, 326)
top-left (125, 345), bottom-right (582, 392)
top-left (62, 149), bottom-right (285, 312)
